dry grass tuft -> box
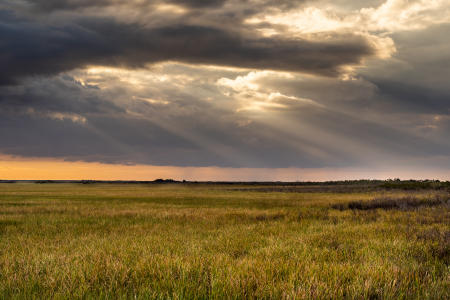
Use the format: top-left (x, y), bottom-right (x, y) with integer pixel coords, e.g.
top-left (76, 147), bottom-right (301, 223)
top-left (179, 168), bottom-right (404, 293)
top-left (332, 194), bottom-right (449, 211)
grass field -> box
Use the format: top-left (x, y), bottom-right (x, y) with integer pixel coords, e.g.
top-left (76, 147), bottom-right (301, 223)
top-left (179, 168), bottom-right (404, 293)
top-left (0, 183), bottom-right (448, 299)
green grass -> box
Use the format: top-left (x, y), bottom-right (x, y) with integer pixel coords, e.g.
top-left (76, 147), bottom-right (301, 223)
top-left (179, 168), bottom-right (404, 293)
top-left (0, 183), bottom-right (448, 299)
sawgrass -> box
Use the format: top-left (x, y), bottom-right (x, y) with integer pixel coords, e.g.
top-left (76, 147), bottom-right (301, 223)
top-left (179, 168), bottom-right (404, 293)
top-left (0, 183), bottom-right (448, 299)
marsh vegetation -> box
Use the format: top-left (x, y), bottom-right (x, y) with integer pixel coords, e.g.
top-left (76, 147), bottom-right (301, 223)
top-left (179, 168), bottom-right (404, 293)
top-left (0, 182), bottom-right (448, 299)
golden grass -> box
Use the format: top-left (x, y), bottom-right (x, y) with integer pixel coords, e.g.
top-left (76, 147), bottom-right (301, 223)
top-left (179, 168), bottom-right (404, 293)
top-left (0, 183), bottom-right (448, 299)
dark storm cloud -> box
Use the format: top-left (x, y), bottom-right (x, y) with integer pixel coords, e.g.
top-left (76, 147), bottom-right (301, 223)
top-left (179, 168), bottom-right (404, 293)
top-left (0, 11), bottom-right (112, 85)
top-left (0, 75), bottom-right (122, 114)
top-left (369, 80), bottom-right (450, 115)
top-left (22, 0), bottom-right (228, 12)
top-left (0, 0), bottom-right (375, 84)
top-left (22, 0), bottom-right (292, 12)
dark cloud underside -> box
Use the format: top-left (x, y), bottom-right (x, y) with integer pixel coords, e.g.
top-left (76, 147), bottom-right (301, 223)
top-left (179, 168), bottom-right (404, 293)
top-left (0, 9), bottom-right (374, 85)
top-left (27, 0), bottom-right (228, 11)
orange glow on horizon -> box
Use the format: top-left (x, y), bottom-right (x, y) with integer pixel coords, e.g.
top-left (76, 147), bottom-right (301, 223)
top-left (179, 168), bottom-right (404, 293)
top-left (0, 155), bottom-right (449, 181)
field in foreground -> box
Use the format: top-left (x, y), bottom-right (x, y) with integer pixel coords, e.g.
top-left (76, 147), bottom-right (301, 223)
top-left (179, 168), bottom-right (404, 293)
top-left (0, 183), bottom-right (448, 299)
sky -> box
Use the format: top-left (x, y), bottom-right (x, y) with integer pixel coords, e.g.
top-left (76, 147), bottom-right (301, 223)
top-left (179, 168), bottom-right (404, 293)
top-left (0, 0), bottom-right (449, 181)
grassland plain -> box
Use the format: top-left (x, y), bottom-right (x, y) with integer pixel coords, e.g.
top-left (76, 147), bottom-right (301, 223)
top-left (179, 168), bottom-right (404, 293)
top-left (0, 183), bottom-right (448, 299)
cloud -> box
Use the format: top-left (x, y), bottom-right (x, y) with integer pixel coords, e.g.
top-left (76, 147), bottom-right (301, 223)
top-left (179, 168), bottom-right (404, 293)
top-left (0, 0), bottom-right (378, 84)
top-left (8, 0), bottom-right (227, 12)
top-left (248, 0), bottom-right (450, 33)
top-left (217, 71), bottom-right (322, 112)
top-left (0, 74), bottom-right (123, 115)
top-left (1, 62), bottom-right (449, 170)
top-left (1, 0), bottom-right (450, 174)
